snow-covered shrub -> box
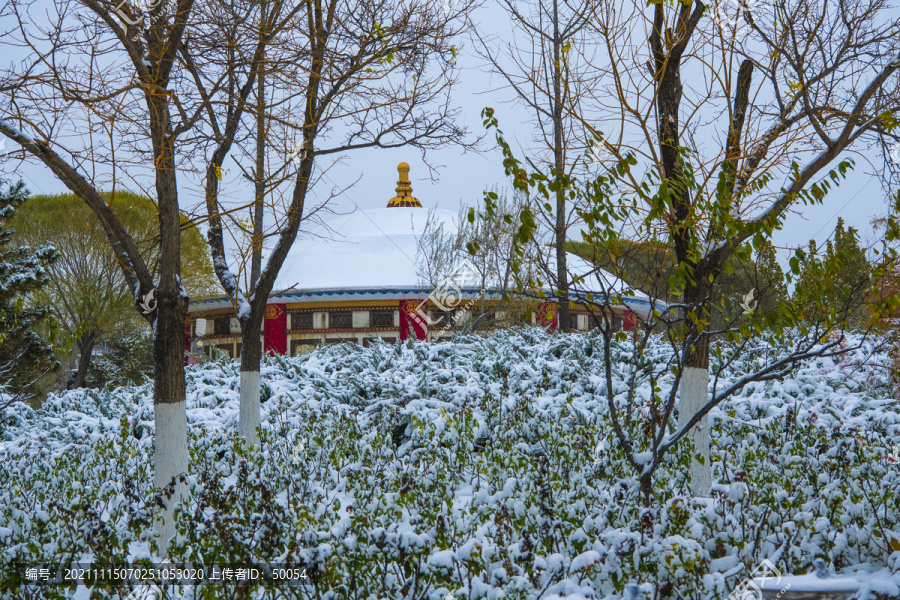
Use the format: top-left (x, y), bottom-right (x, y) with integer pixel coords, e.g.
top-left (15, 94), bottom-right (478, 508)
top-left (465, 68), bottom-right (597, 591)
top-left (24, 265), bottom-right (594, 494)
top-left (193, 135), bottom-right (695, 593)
top-left (0, 329), bottom-right (898, 599)
top-left (0, 405), bottom-right (158, 598)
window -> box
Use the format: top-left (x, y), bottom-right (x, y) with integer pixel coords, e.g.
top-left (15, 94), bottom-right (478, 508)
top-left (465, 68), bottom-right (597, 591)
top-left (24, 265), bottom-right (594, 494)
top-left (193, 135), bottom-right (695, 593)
top-left (430, 309), bottom-right (455, 327)
top-left (214, 317), bottom-right (231, 335)
top-left (329, 311), bottom-right (352, 329)
top-left (325, 337), bottom-right (346, 345)
top-left (291, 339), bottom-right (317, 356)
top-left (214, 343), bottom-right (233, 358)
top-left (370, 310), bottom-right (394, 328)
top-left (292, 312), bottom-right (313, 330)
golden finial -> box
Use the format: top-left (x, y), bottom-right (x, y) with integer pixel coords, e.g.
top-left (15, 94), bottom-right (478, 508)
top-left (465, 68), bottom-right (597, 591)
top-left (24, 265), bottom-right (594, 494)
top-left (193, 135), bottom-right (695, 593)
top-left (386, 162), bottom-right (422, 208)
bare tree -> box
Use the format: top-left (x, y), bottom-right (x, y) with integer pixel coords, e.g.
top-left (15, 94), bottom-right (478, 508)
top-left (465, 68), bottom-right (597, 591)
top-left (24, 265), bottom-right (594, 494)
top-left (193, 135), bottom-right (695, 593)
top-left (416, 206), bottom-right (465, 293)
top-left (193, 0), bottom-right (475, 447)
top-left (416, 190), bottom-right (537, 331)
top-left (462, 190), bottom-right (537, 328)
top-left (483, 0), bottom-right (900, 498)
top-left (0, 0), bottom-right (274, 549)
top-left (476, 0), bottom-right (601, 331)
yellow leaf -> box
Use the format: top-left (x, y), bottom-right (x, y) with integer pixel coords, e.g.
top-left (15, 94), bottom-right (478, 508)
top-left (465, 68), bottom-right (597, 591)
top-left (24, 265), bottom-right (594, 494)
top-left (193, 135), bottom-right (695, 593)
top-left (889, 532), bottom-right (900, 552)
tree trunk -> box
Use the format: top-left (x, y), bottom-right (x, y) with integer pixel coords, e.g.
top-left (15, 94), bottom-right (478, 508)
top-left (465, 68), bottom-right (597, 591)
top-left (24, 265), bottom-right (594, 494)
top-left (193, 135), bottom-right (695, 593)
top-left (679, 275), bottom-right (713, 496)
top-left (150, 88), bottom-right (190, 554)
top-left (640, 471), bottom-right (653, 508)
top-left (678, 363), bottom-right (711, 495)
top-left (551, 0), bottom-right (569, 332)
top-left (152, 294), bottom-right (189, 553)
top-left (72, 332), bottom-right (97, 388)
top-left (555, 197), bottom-right (569, 332)
top-left (240, 4), bottom-right (268, 450)
top-left (649, 1), bottom-right (710, 496)
top-left (675, 62), bottom-right (752, 496)
top-left (239, 313), bottom-right (263, 447)
top-left (250, 0), bottom-right (267, 292)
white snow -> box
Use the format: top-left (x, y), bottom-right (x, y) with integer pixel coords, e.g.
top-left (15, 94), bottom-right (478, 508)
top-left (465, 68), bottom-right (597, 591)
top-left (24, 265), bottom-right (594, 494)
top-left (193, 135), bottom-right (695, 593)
top-left (267, 206), bottom-right (651, 315)
top-left (0, 118), bottom-right (35, 143)
top-left (570, 550), bottom-right (602, 573)
top-left (0, 330), bottom-right (898, 599)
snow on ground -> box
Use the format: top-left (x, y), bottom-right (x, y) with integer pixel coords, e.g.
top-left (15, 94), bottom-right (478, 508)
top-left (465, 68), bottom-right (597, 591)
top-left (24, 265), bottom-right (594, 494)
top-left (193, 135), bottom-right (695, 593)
top-left (1, 329), bottom-right (899, 599)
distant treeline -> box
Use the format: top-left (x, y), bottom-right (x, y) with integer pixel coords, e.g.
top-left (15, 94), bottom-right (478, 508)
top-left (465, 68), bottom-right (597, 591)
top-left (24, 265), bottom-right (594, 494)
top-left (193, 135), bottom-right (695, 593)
top-left (567, 217), bottom-right (872, 330)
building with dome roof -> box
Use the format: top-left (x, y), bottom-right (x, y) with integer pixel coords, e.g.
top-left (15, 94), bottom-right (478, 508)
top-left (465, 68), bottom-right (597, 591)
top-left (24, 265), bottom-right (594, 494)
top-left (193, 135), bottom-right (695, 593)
top-left (184, 163), bottom-right (654, 359)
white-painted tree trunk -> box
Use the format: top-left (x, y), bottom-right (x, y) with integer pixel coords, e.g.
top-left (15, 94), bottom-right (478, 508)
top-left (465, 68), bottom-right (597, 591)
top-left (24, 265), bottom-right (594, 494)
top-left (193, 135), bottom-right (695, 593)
top-left (678, 366), bottom-right (712, 496)
top-left (239, 371), bottom-right (261, 447)
top-left (154, 400), bottom-right (188, 554)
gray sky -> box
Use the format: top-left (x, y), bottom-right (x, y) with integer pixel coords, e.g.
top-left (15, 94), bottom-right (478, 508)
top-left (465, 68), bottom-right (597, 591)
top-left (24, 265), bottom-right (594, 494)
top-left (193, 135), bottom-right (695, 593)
top-left (1, 0), bottom-right (896, 271)
top-left (288, 0), bottom-right (896, 266)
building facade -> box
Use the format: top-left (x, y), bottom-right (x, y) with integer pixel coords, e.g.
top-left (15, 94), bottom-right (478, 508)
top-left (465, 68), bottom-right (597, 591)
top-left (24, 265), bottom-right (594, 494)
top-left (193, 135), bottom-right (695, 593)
top-left (184, 163), bottom-right (651, 360)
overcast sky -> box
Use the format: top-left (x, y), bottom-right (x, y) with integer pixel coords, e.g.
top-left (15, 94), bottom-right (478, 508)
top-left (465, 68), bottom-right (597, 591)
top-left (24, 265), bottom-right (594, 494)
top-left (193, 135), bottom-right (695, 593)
top-left (1, 0), bottom-right (897, 271)
top-left (325, 0), bottom-right (898, 263)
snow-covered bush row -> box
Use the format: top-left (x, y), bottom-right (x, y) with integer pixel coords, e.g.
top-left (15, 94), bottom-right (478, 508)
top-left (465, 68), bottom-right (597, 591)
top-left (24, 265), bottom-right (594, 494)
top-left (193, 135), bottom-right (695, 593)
top-left (1, 329), bottom-right (899, 599)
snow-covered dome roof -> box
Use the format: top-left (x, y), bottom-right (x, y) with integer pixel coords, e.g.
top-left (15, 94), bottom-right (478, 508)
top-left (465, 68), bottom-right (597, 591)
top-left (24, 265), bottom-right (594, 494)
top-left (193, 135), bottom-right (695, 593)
top-left (269, 163), bottom-right (655, 318)
top-left (274, 205), bottom-right (452, 292)
top-left (189, 163), bottom-right (656, 319)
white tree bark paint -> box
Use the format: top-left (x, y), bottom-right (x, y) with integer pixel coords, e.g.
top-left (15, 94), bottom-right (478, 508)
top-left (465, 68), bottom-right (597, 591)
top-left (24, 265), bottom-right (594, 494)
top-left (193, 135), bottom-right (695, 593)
top-left (154, 400), bottom-right (188, 554)
top-left (678, 366), bottom-right (712, 496)
top-left (239, 371), bottom-right (261, 447)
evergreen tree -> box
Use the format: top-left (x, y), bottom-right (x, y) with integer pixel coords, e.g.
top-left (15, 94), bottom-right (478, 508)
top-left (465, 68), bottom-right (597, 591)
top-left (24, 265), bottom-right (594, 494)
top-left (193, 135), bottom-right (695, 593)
top-left (825, 218), bottom-right (872, 327)
top-left (792, 239), bottom-right (820, 306)
top-left (568, 238), bottom-right (788, 329)
top-left (0, 181), bottom-right (60, 400)
top-left (697, 240), bottom-right (787, 328)
top-left (792, 219), bottom-right (872, 329)
top-left (84, 331), bottom-right (153, 390)
top-left (11, 191), bottom-right (216, 390)
top-left (567, 238), bottom-right (678, 305)
top-left (753, 240), bottom-right (789, 315)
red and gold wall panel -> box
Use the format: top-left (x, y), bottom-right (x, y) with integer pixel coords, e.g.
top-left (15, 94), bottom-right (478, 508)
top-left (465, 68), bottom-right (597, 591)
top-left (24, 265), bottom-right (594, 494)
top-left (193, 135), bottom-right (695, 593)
top-left (263, 303), bottom-right (287, 355)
